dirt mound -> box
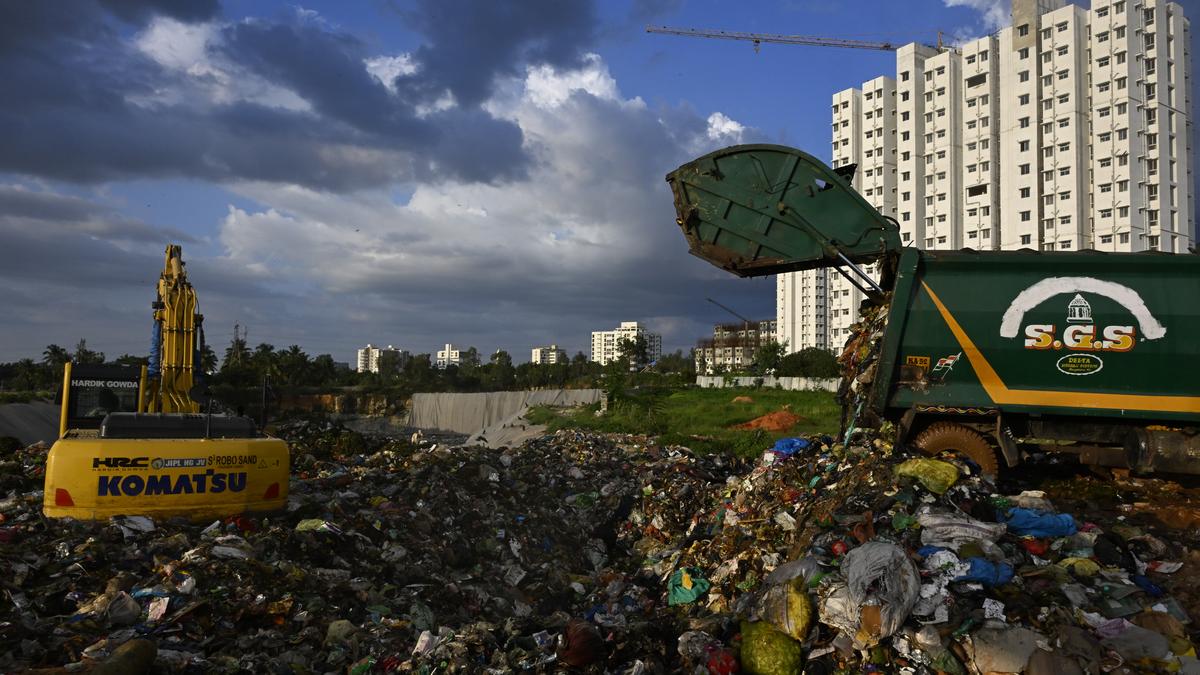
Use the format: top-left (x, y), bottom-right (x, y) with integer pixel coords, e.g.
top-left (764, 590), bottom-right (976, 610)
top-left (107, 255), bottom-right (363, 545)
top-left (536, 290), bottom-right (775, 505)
top-left (733, 408), bottom-right (806, 431)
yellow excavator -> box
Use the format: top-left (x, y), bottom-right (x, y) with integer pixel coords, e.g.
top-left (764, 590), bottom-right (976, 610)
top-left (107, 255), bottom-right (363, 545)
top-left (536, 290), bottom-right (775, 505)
top-left (43, 245), bottom-right (289, 520)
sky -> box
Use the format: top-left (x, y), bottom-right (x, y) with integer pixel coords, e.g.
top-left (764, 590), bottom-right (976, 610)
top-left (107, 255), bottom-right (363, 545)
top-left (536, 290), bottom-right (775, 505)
top-left (1, 0), bottom-right (1195, 364)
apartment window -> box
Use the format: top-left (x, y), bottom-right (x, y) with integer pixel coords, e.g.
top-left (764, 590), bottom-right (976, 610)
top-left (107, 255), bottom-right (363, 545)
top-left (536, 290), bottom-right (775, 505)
top-left (1057, 21), bottom-right (1068, 32)
top-left (1099, 131), bottom-right (1112, 142)
top-left (1117, 180), bottom-right (1129, 192)
top-left (1021, 234), bottom-right (1032, 245)
top-left (980, 139), bottom-right (989, 149)
top-left (1043, 170), bottom-right (1053, 181)
top-left (1115, 102), bottom-right (1125, 115)
top-left (1058, 70), bottom-right (1069, 80)
top-left (1147, 235), bottom-right (1159, 250)
top-left (1118, 206), bottom-right (1129, 217)
top-left (967, 120), bottom-right (977, 129)
top-left (1059, 191), bottom-right (1070, 201)
top-left (925, 133), bottom-right (934, 143)
top-left (1146, 84), bottom-right (1156, 101)
top-left (1117, 155), bottom-right (1128, 167)
top-left (980, 51), bottom-right (988, 61)
top-left (1019, 140), bottom-right (1030, 151)
top-left (1097, 56), bottom-right (1110, 67)
top-left (937, 67), bottom-right (945, 76)
top-left (968, 163), bottom-right (977, 173)
top-left (1019, 70), bottom-right (1030, 83)
top-left (968, 97), bottom-right (977, 108)
top-left (1058, 142), bottom-right (1069, 152)
top-left (1115, 26), bottom-right (1124, 38)
top-left (926, 175), bottom-right (934, 185)
top-left (981, 206), bottom-right (990, 216)
top-left (925, 71), bottom-right (934, 82)
top-left (968, 208), bottom-right (978, 216)
top-left (1119, 232), bottom-right (1130, 243)
top-left (902, 151), bottom-right (910, 160)
top-left (901, 131), bottom-right (910, 141)
top-left (1115, 51), bottom-right (1125, 64)
top-left (1060, 241), bottom-right (1072, 249)
top-left (1100, 234), bottom-right (1113, 244)
top-left (1043, 146), bottom-right (1054, 157)
top-left (1148, 184), bottom-right (1158, 200)
top-left (967, 73), bottom-right (987, 88)
top-left (966, 54), bottom-right (976, 64)
top-left (1019, 47), bottom-right (1030, 59)
top-left (1042, 74), bottom-right (1054, 87)
top-left (1019, 116), bottom-right (1030, 128)
top-left (980, 161), bottom-right (989, 171)
top-left (1147, 133), bottom-right (1157, 150)
top-left (1058, 167), bottom-right (1070, 177)
top-left (937, 171), bottom-right (946, 180)
top-left (901, 171), bottom-right (910, 180)
top-left (902, 213), bottom-right (911, 222)
top-left (1018, 24), bottom-right (1029, 37)
top-left (1098, 82), bottom-right (1111, 93)
top-left (901, 70), bottom-right (910, 81)
top-left (1100, 209), bottom-right (1113, 218)
top-left (1042, 122), bottom-right (1053, 134)
top-left (969, 229), bottom-right (978, 239)
top-left (1144, 8), bottom-right (1155, 24)
top-left (937, 129), bottom-right (946, 139)
top-left (1099, 183), bottom-right (1113, 193)
top-left (925, 235), bottom-right (935, 246)
top-left (1097, 31), bottom-right (1109, 42)
top-left (1019, 94), bottom-right (1030, 105)
top-left (1058, 118), bottom-right (1069, 129)
top-left (1021, 211), bottom-right (1031, 222)
top-left (1043, 99), bottom-right (1053, 110)
top-left (1099, 157), bottom-right (1112, 168)
top-left (901, 111), bottom-right (910, 121)
top-left (1042, 51), bottom-right (1053, 64)
top-left (980, 117), bottom-right (988, 127)
top-left (938, 193), bottom-right (947, 201)
top-left (937, 150), bottom-right (946, 159)
top-left (967, 142), bottom-right (977, 151)
top-left (902, 191), bottom-right (911, 201)
top-left (925, 92), bottom-right (934, 102)
top-left (1057, 94), bottom-right (1069, 104)
top-left (1057, 46), bottom-right (1068, 56)
top-left (1044, 194), bottom-right (1055, 205)
top-left (1097, 6), bottom-right (1109, 17)
top-left (1145, 58), bottom-right (1156, 75)
top-left (1116, 128), bottom-right (1127, 140)
top-left (967, 184), bottom-right (988, 197)
top-left (901, 91), bottom-right (909, 101)
top-left (937, 87), bottom-right (945, 97)
top-left (1020, 187), bottom-right (1031, 198)
top-left (938, 216), bottom-right (946, 224)
top-left (1020, 163), bottom-right (1031, 175)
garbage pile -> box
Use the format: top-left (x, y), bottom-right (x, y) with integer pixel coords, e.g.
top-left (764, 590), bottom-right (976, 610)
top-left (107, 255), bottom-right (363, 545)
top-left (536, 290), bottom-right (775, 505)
top-left (2, 421), bottom-right (1199, 673)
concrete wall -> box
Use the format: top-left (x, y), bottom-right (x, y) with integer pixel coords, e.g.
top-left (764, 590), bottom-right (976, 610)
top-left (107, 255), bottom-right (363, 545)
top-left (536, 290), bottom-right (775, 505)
top-left (695, 376), bottom-right (839, 392)
top-left (408, 389), bottom-right (602, 435)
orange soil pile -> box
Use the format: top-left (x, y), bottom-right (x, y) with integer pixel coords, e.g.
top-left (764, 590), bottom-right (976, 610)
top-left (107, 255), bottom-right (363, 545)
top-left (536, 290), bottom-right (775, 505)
top-left (733, 409), bottom-right (806, 432)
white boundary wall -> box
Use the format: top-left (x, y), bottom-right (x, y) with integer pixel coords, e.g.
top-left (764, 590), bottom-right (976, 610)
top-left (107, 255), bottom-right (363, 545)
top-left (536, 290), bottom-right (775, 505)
top-left (695, 376), bottom-right (839, 392)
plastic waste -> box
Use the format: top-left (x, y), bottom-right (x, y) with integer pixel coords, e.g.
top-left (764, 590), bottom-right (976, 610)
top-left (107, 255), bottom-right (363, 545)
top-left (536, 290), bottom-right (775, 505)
top-left (954, 558), bottom-right (1014, 587)
top-left (918, 509), bottom-right (1007, 546)
top-left (1003, 507), bottom-right (1077, 537)
top-left (895, 458), bottom-right (960, 494)
top-left (740, 621), bottom-right (804, 675)
top-left (829, 541), bottom-right (921, 647)
top-left (668, 567), bottom-right (711, 606)
top-left (771, 437), bottom-right (811, 458)
top-left (755, 576), bottom-right (813, 641)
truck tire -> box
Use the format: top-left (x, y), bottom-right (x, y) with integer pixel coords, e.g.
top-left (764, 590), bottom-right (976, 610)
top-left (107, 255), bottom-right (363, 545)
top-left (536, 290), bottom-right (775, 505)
top-left (913, 422), bottom-right (999, 477)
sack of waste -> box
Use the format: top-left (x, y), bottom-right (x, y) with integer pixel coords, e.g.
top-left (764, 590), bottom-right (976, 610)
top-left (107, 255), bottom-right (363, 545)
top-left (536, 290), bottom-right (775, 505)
top-left (819, 541), bottom-right (920, 648)
top-left (895, 458), bottom-right (959, 494)
top-left (740, 621), bottom-right (804, 675)
top-left (754, 576), bottom-right (813, 641)
top-left (918, 509), bottom-right (1007, 546)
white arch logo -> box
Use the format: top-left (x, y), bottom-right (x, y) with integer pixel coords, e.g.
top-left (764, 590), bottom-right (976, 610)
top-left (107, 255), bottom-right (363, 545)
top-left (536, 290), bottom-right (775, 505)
top-left (999, 276), bottom-right (1166, 341)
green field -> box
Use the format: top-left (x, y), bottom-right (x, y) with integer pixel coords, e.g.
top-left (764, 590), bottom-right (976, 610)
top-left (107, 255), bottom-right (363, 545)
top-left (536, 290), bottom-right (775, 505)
top-left (527, 386), bottom-right (841, 457)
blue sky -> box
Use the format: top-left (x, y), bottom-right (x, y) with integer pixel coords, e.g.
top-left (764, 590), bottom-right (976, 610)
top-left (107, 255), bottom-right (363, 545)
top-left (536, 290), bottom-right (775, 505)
top-left (1, 0), bottom-right (1194, 364)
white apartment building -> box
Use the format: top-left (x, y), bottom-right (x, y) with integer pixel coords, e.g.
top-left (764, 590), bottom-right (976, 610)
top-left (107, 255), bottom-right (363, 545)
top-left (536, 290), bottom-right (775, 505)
top-left (779, 0), bottom-right (1193, 352)
top-left (531, 344), bottom-right (567, 365)
top-left (589, 321), bottom-right (663, 366)
top-left (435, 343), bottom-right (462, 369)
top-left (694, 319), bottom-right (778, 375)
top-left (355, 344), bottom-right (408, 374)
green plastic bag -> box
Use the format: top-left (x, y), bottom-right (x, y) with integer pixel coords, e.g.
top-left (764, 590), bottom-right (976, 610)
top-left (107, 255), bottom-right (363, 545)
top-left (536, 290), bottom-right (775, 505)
top-left (740, 621), bottom-right (804, 675)
top-left (668, 567), bottom-right (711, 606)
top-left (895, 458), bottom-right (960, 494)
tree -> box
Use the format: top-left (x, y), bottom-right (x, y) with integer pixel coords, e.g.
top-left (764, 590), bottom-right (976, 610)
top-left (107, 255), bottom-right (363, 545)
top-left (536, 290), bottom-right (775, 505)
top-left (777, 347), bottom-right (839, 378)
top-left (616, 335), bottom-right (649, 369)
top-left (73, 339), bottom-right (105, 364)
top-left (199, 343), bottom-right (219, 374)
top-left (42, 344), bottom-right (71, 367)
top-left (113, 354), bottom-right (148, 367)
top-left (752, 340), bottom-right (787, 375)
top-left (484, 350), bottom-right (516, 390)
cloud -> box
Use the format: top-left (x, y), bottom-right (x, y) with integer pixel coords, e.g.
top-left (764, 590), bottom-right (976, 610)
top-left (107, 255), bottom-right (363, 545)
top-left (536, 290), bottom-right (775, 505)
top-left (706, 112), bottom-right (746, 144)
top-left (943, 0), bottom-right (1011, 43)
top-left (0, 1), bottom-right (602, 191)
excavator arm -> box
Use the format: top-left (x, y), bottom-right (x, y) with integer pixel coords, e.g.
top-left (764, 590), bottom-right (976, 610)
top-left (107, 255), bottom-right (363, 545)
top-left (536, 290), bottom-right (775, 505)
top-left (146, 245), bottom-right (203, 413)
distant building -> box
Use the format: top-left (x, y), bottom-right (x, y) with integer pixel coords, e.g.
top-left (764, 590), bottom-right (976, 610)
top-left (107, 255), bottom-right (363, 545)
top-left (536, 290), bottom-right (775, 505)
top-left (694, 319), bottom-right (778, 375)
top-left (531, 344), bottom-right (567, 365)
top-left (590, 321), bottom-right (663, 366)
top-left (356, 344), bottom-right (409, 374)
top-left (436, 343), bottom-right (462, 369)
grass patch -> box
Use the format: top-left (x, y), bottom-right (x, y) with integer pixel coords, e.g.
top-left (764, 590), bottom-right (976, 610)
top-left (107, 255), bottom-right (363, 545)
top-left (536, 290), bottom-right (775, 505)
top-left (534, 387), bottom-right (841, 457)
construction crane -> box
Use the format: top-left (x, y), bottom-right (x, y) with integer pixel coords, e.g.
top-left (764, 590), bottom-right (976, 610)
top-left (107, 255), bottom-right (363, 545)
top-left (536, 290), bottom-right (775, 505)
top-left (646, 26), bottom-right (946, 53)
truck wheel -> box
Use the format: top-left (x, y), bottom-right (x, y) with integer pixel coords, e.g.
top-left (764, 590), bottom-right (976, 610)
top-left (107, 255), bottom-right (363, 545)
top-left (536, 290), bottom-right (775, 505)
top-left (913, 422), bottom-right (999, 478)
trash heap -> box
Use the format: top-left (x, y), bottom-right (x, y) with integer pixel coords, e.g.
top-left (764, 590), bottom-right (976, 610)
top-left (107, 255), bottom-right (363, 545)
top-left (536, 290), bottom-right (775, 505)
top-left (2, 419), bottom-right (1199, 673)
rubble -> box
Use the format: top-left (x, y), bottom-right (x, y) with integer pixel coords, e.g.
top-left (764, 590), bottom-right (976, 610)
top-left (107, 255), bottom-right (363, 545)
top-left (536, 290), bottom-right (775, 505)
top-left (1, 413), bottom-right (1199, 673)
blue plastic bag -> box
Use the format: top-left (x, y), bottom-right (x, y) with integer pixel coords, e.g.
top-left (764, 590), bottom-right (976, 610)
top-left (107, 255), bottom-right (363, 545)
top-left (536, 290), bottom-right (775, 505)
top-left (954, 558), bottom-right (1014, 586)
top-left (772, 438), bottom-right (811, 458)
top-left (1131, 575), bottom-right (1165, 598)
top-left (1003, 508), bottom-right (1077, 538)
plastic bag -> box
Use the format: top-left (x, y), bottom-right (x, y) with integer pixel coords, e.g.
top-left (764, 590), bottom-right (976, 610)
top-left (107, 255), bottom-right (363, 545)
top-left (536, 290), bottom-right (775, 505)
top-left (668, 567), bottom-right (711, 606)
top-left (918, 510), bottom-right (1007, 546)
top-left (954, 558), bottom-right (1014, 586)
top-left (821, 541), bottom-right (921, 647)
top-left (895, 458), bottom-right (960, 494)
top-left (740, 621), bottom-right (804, 675)
top-left (771, 437), bottom-right (811, 458)
top-left (755, 577), bottom-right (813, 641)
top-left (1003, 508), bottom-right (1077, 537)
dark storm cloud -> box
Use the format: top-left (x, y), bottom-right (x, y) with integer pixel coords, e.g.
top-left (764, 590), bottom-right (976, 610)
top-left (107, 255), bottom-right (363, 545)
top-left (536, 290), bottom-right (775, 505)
top-left (393, 0), bottom-right (596, 107)
top-left (0, 186), bottom-right (195, 243)
top-left (0, 0), bottom-right (598, 191)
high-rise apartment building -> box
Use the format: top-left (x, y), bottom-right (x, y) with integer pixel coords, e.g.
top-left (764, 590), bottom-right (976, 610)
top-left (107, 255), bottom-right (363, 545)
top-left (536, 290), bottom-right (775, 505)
top-left (779, 0), bottom-right (1193, 352)
top-left (694, 319), bottom-right (778, 375)
top-left (590, 321), bottom-right (663, 366)
top-left (530, 344), bottom-right (567, 365)
top-left (355, 344), bottom-right (409, 374)
top-left (435, 343), bottom-right (462, 369)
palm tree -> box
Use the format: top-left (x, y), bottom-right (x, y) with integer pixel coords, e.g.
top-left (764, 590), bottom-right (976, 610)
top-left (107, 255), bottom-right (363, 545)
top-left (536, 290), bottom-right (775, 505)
top-left (42, 344), bottom-right (70, 367)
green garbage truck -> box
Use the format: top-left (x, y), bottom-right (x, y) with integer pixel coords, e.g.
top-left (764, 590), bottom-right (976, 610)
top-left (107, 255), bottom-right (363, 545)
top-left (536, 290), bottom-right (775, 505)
top-left (668, 144), bottom-right (1200, 476)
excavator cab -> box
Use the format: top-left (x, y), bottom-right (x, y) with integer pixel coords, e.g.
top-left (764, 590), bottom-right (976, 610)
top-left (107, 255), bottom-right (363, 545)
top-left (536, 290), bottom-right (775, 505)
top-left (43, 246), bottom-right (290, 520)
